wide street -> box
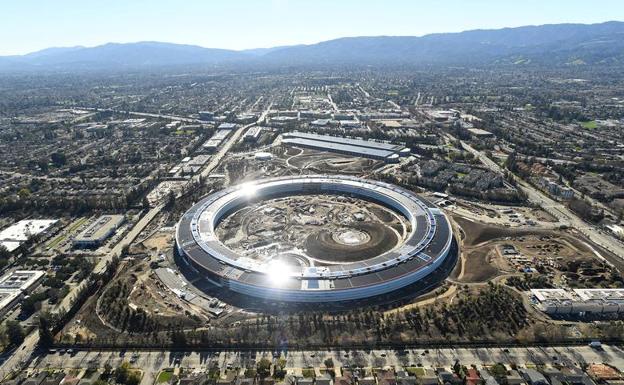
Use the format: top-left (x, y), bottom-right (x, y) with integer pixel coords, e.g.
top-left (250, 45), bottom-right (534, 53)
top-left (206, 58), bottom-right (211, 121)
top-left (29, 345), bottom-right (624, 385)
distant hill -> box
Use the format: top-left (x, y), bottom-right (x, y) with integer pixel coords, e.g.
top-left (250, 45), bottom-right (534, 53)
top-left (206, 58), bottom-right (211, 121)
top-left (241, 45), bottom-right (303, 56)
top-left (0, 42), bottom-right (248, 71)
top-left (1, 21), bottom-right (624, 72)
top-left (260, 21), bottom-right (624, 66)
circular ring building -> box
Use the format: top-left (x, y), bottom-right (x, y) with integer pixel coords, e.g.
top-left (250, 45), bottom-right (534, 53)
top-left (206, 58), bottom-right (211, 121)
top-left (175, 175), bottom-right (453, 303)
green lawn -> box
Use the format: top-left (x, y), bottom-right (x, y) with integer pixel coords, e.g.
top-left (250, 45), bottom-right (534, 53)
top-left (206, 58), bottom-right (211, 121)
top-left (157, 370), bottom-right (174, 383)
top-left (581, 120), bottom-right (597, 129)
top-left (406, 367), bottom-right (426, 377)
top-left (46, 234), bottom-right (66, 248)
top-left (47, 217), bottom-right (90, 248)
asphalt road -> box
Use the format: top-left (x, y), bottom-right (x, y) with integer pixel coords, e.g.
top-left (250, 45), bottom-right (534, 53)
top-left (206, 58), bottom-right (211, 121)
top-left (0, 332), bottom-right (39, 380)
top-left (30, 345), bottom-right (624, 384)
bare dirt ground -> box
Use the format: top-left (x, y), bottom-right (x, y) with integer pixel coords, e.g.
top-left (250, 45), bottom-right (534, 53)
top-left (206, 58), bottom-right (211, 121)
top-left (451, 215), bottom-right (621, 287)
top-left (216, 194), bottom-right (408, 266)
top-left (459, 246), bottom-right (501, 282)
top-left (142, 231), bottom-right (173, 253)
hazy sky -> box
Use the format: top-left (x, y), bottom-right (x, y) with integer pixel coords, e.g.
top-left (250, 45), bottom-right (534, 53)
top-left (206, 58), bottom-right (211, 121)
top-left (1, 0), bottom-right (623, 55)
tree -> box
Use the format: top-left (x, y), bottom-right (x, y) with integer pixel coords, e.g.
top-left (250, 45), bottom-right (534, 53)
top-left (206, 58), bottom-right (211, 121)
top-left (115, 362), bottom-right (131, 384)
top-left (38, 313), bottom-right (55, 347)
top-left (0, 244), bottom-right (11, 260)
top-left (165, 191), bottom-right (175, 210)
top-left (170, 330), bottom-right (187, 347)
top-left (51, 152), bottom-right (67, 167)
top-left (126, 373), bottom-right (141, 385)
top-left (257, 358), bottom-right (272, 378)
top-left (6, 321), bottom-right (24, 346)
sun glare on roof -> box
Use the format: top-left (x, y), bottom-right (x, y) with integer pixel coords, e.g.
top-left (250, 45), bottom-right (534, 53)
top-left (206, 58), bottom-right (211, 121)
top-left (239, 182), bottom-right (258, 198)
top-left (266, 260), bottom-right (292, 287)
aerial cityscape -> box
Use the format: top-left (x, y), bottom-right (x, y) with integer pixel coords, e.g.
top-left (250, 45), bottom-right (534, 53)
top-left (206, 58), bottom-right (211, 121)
top-left (0, 1), bottom-right (623, 385)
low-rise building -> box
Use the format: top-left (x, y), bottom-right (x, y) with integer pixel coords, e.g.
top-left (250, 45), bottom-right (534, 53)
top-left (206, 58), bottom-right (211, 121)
top-left (199, 111), bottom-right (214, 121)
top-left (587, 364), bottom-right (622, 382)
top-left (467, 128), bottom-right (495, 139)
top-left (243, 126), bottom-right (264, 142)
top-left (0, 219), bottom-right (59, 253)
top-left (359, 377), bottom-right (376, 385)
top-left (281, 132), bottom-right (406, 163)
top-left (0, 270), bottom-right (45, 293)
top-left (519, 369), bottom-right (549, 385)
top-left (465, 369), bottom-right (481, 385)
top-left (506, 371), bottom-right (526, 385)
top-left (0, 289), bottom-right (23, 318)
top-left (73, 215), bottom-right (125, 248)
top-left (418, 369), bottom-right (439, 385)
top-left (317, 375), bottom-right (333, 385)
top-left (531, 288), bottom-right (624, 315)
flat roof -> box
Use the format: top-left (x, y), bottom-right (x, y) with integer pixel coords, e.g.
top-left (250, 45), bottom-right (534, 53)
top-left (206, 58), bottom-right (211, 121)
top-left (0, 289), bottom-right (22, 311)
top-left (75, 215), bottom-right (124, 242)
top-left (0, 219), bottom-right (58, 252)
top-left (0, 219), bottom-right (58, 242)
top-left (0, 270), bottom-right (45, 292)
top-left (468, 128), bottom-right (494, 136)
top-left (176, 175), bottom-right (453, 295)
top-left (284, 132), bottom-right (404, 152)
top-left (282, 137), bottom-right (396, 159)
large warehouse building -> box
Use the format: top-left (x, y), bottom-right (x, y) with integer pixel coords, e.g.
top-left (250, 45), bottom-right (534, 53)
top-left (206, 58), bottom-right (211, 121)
top-left (175, 175), bottom-right (453, 303)
top-left (282, 132), bottom-right (410, 163)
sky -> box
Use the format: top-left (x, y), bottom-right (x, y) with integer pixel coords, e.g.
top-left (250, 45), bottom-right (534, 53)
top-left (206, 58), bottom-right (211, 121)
top-left (1, 0), bottom-right (623, 56)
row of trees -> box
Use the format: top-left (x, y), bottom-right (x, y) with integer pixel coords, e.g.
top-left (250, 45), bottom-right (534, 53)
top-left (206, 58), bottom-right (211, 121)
top-left (64, 284), bottom-right (537, 348)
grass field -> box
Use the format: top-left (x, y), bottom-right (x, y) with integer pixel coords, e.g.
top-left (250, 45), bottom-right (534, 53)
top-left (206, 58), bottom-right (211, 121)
top-left (406, 367), bottom-right (426, 376)
top-left (157, 370), bottom-right (173, 383)
top-left (581, 120), bottom-right (597, 129)
top-left (47, 217), bottom-right (89, 248)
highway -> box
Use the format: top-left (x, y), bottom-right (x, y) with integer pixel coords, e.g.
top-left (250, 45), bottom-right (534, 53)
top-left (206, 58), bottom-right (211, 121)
top-left (457, 138), bottom-right (624, 260)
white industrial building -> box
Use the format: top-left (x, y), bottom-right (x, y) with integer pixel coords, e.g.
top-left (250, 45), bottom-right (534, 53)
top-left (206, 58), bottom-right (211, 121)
top-left (243, 126), bottom-right (264, 142)
top-left (202, 128), bottom-right (234, 152)
top-left (73, 215), bottom-right (125, 248)
top-left (531, 288), bottom-right (624, 315)
top-left (0, 270), bottom-right (45, 317)
top-left (0, 219), bottom-right (58, 252)
top-left (0, 290), bottom-right (22, 318)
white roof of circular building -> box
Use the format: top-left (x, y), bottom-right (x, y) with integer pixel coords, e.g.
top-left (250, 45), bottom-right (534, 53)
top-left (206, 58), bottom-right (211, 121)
top-left (176, 175), bottom-right (453, 299)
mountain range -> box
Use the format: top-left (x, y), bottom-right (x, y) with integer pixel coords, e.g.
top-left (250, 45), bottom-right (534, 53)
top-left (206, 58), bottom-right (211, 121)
top-left (1, 21), bottom-right (623, 72)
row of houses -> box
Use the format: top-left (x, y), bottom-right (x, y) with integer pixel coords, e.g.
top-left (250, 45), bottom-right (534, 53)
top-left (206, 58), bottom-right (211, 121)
top-left (175, 364), bottom-right (616, 385)
top-left (9, 363), bottom-right (621, 385)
